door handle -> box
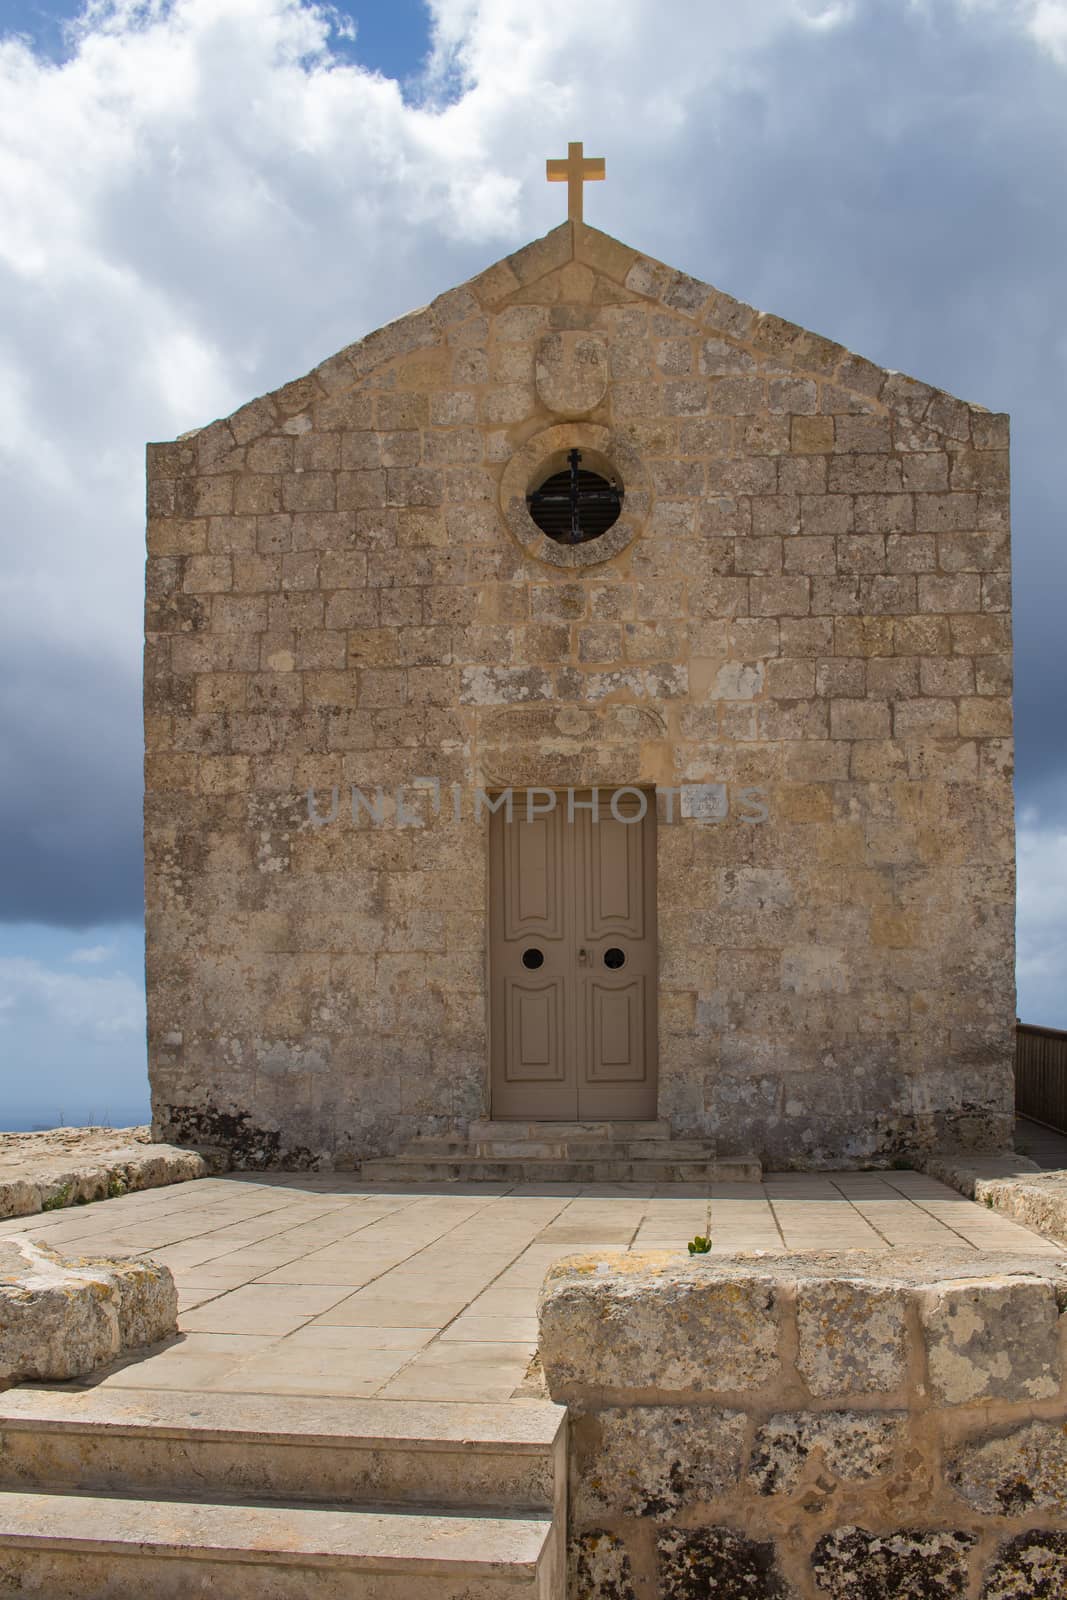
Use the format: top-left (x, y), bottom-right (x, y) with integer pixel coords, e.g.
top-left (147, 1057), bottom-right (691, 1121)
top-left (578, 948), bottom-right (590, 965)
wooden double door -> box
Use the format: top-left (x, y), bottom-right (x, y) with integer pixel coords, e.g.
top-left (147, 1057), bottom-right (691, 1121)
top-left (489, 791), bottom-right (658, 1120)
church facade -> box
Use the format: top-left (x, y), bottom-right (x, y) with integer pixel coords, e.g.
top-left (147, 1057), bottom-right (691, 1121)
top-left (143, 216), bottom-right (1015, 1169)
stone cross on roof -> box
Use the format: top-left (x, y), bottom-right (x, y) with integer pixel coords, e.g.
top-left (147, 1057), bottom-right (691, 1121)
top-left (546, 141), bottom-right (606, 223)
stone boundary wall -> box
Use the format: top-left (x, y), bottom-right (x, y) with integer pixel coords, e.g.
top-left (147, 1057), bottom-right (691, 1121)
top-left (538, 1249), bottom-right (1067, 1599)
top-left (0, 1129), bottom-right (223, 1221)
top-left (924, 1152), bottom-right (1067, 1250)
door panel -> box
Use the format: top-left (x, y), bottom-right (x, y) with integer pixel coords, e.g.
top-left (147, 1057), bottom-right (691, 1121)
top-left (583, 808), bottom-right (647, 939)
top-left (490, 792), bottom-right (657, 1119)
top-left (503, 811), bottom-right (564, 940)
top-left (585, 976), bottom-right (645, 1079)
top-left (505, 978), bottom-right (567, 1081)
top-left (490, 801), bottom-right (576, 1118)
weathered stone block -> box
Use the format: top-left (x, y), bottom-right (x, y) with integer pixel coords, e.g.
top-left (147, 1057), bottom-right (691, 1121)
top-left (828, 455), bottom-right (903, 494)
top-left (831, 699), bottom-right (892, 740)
top-left (0, 1239), bottom-right (176, 1386)
top-left (922, 1278), bottom-right (1061, 1403)
top-left (793, 416), bottom-right (835, 454)
top-left (919, 573), bottom-right (983, 613)
top-left (981, 1532), bottom-right (1067, 1599)
top-left (947, 1422), bottom-right (1067, 1515)
top-left (747, 1412), bottom-right (905, 1494)
top-left (959, 697), bottom-right (1013, 737)
top-left (751, 577), bottom-right (810, 617)
top-left (539, 1256), bottom-right (781, 1398)
top-left (575, 1407), bottom-right (746, 1518)
top-left (887, 532), bottom-right (937, 572)
top-left (812, 1527), bottom-right (974, 1599)
top-left (836, 415), bottom-right (892, 454)
top-left (795, 1279), bottom-right (907, 1397)
top-left (812, 576), bottom-right (863, 617)
top-left (800, 493), bottom-right (852, 534)
top-left (571, 1530), bottom-right (637, 1600)
top-left (657, 1527), bottom-right (793, 1600)
top-left (893, 699), bottom-right (958, 739)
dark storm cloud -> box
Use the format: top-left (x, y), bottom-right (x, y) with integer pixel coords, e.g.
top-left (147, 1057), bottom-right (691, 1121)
top-left (0, 641), bottom-right (143, 926)
top-left (618, 0), bottom-right (1067, 822)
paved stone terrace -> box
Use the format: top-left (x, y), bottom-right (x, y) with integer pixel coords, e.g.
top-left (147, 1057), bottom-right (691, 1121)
top-left (1, 1171), bottom-right (1060, 1404)
top-left (1016, 1114), bottom-right (1067, 1170)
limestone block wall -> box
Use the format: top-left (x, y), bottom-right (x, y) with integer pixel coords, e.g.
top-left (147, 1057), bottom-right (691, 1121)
top-left (538, 1249), bottom-right (1067, 1600)
top-left (143, 218), bottom-right (1015, 1168)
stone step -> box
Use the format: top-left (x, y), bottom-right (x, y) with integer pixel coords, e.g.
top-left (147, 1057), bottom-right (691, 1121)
top-left (0, 1490), bottom-right (558, 1598)
top-left (468, 1119), bottom-right (672, 1143)
top-left (0, 1389), bottom-right (565, 1514)
top-left (360, 1155), bottom-right (761, 1184)
top-left (467, 1140), bottom-right (731, 1161)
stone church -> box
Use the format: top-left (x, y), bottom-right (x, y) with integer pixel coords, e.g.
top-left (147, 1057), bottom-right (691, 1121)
top-left (144, 150), bottom-right (1015, 1172)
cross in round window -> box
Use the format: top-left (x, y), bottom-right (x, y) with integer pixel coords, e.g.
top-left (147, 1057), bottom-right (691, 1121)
top-left (526, 448), bottom-right (623, 546)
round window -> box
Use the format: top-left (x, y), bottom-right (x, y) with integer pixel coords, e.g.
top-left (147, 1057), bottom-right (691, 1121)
top-left (526, 449), bottom-right (623, 547)
top-left (499, 423), bottom-right (650, 570)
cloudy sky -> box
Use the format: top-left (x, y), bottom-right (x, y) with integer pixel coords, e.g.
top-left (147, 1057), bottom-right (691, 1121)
top-left (1, 0), bottom-right (1064, 1128)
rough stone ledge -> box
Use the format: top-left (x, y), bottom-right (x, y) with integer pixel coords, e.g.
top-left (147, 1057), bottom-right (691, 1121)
top-left (0, 1126), bottom-right (227, 1220)
top-left (0, 1237), bottom-right (177, 1389)
top-left (544, 1250), bottom-right (1067, 1599)
top-left (539, 1248), bottom-right (1067, 1405)
top-left (924, 1150), bottom-right (1067, 1248)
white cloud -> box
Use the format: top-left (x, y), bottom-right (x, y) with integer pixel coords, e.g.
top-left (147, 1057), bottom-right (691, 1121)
top-left (0, 0), bottom-right (859, 682)
top-left (0, 957), bottom-right (143, 1037)
top-left (1016, 817), bottom-right (1067, 1025)
top-left (958, 0), bottom-right (1067, 60)
top-left (797, 2), bottom-right (857, 28)
top-left (69, 944), bottom-right (115, 964)
top-left (1026, 0), bottom-right (1067, 57)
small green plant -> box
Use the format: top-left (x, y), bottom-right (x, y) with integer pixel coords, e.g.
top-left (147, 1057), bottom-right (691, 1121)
top-left (42, 1183), bottom-right (72, 1212)
top-left (890, 1157), bottom-right (915, 1171)
top-left (688, 1235), bottom-right (712, 1255)
top-left (985, 1195), bottom-right (995, 1208)
top-left (107, 1172), bottom-right (128, 1199)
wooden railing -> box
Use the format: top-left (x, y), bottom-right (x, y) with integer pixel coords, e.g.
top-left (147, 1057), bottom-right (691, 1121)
top-left (1016, 1021), bottom-right (1067, 1134)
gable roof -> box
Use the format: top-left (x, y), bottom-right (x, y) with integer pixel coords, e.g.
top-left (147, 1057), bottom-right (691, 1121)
top-left (175, 220), bottom-right (1003, 465)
